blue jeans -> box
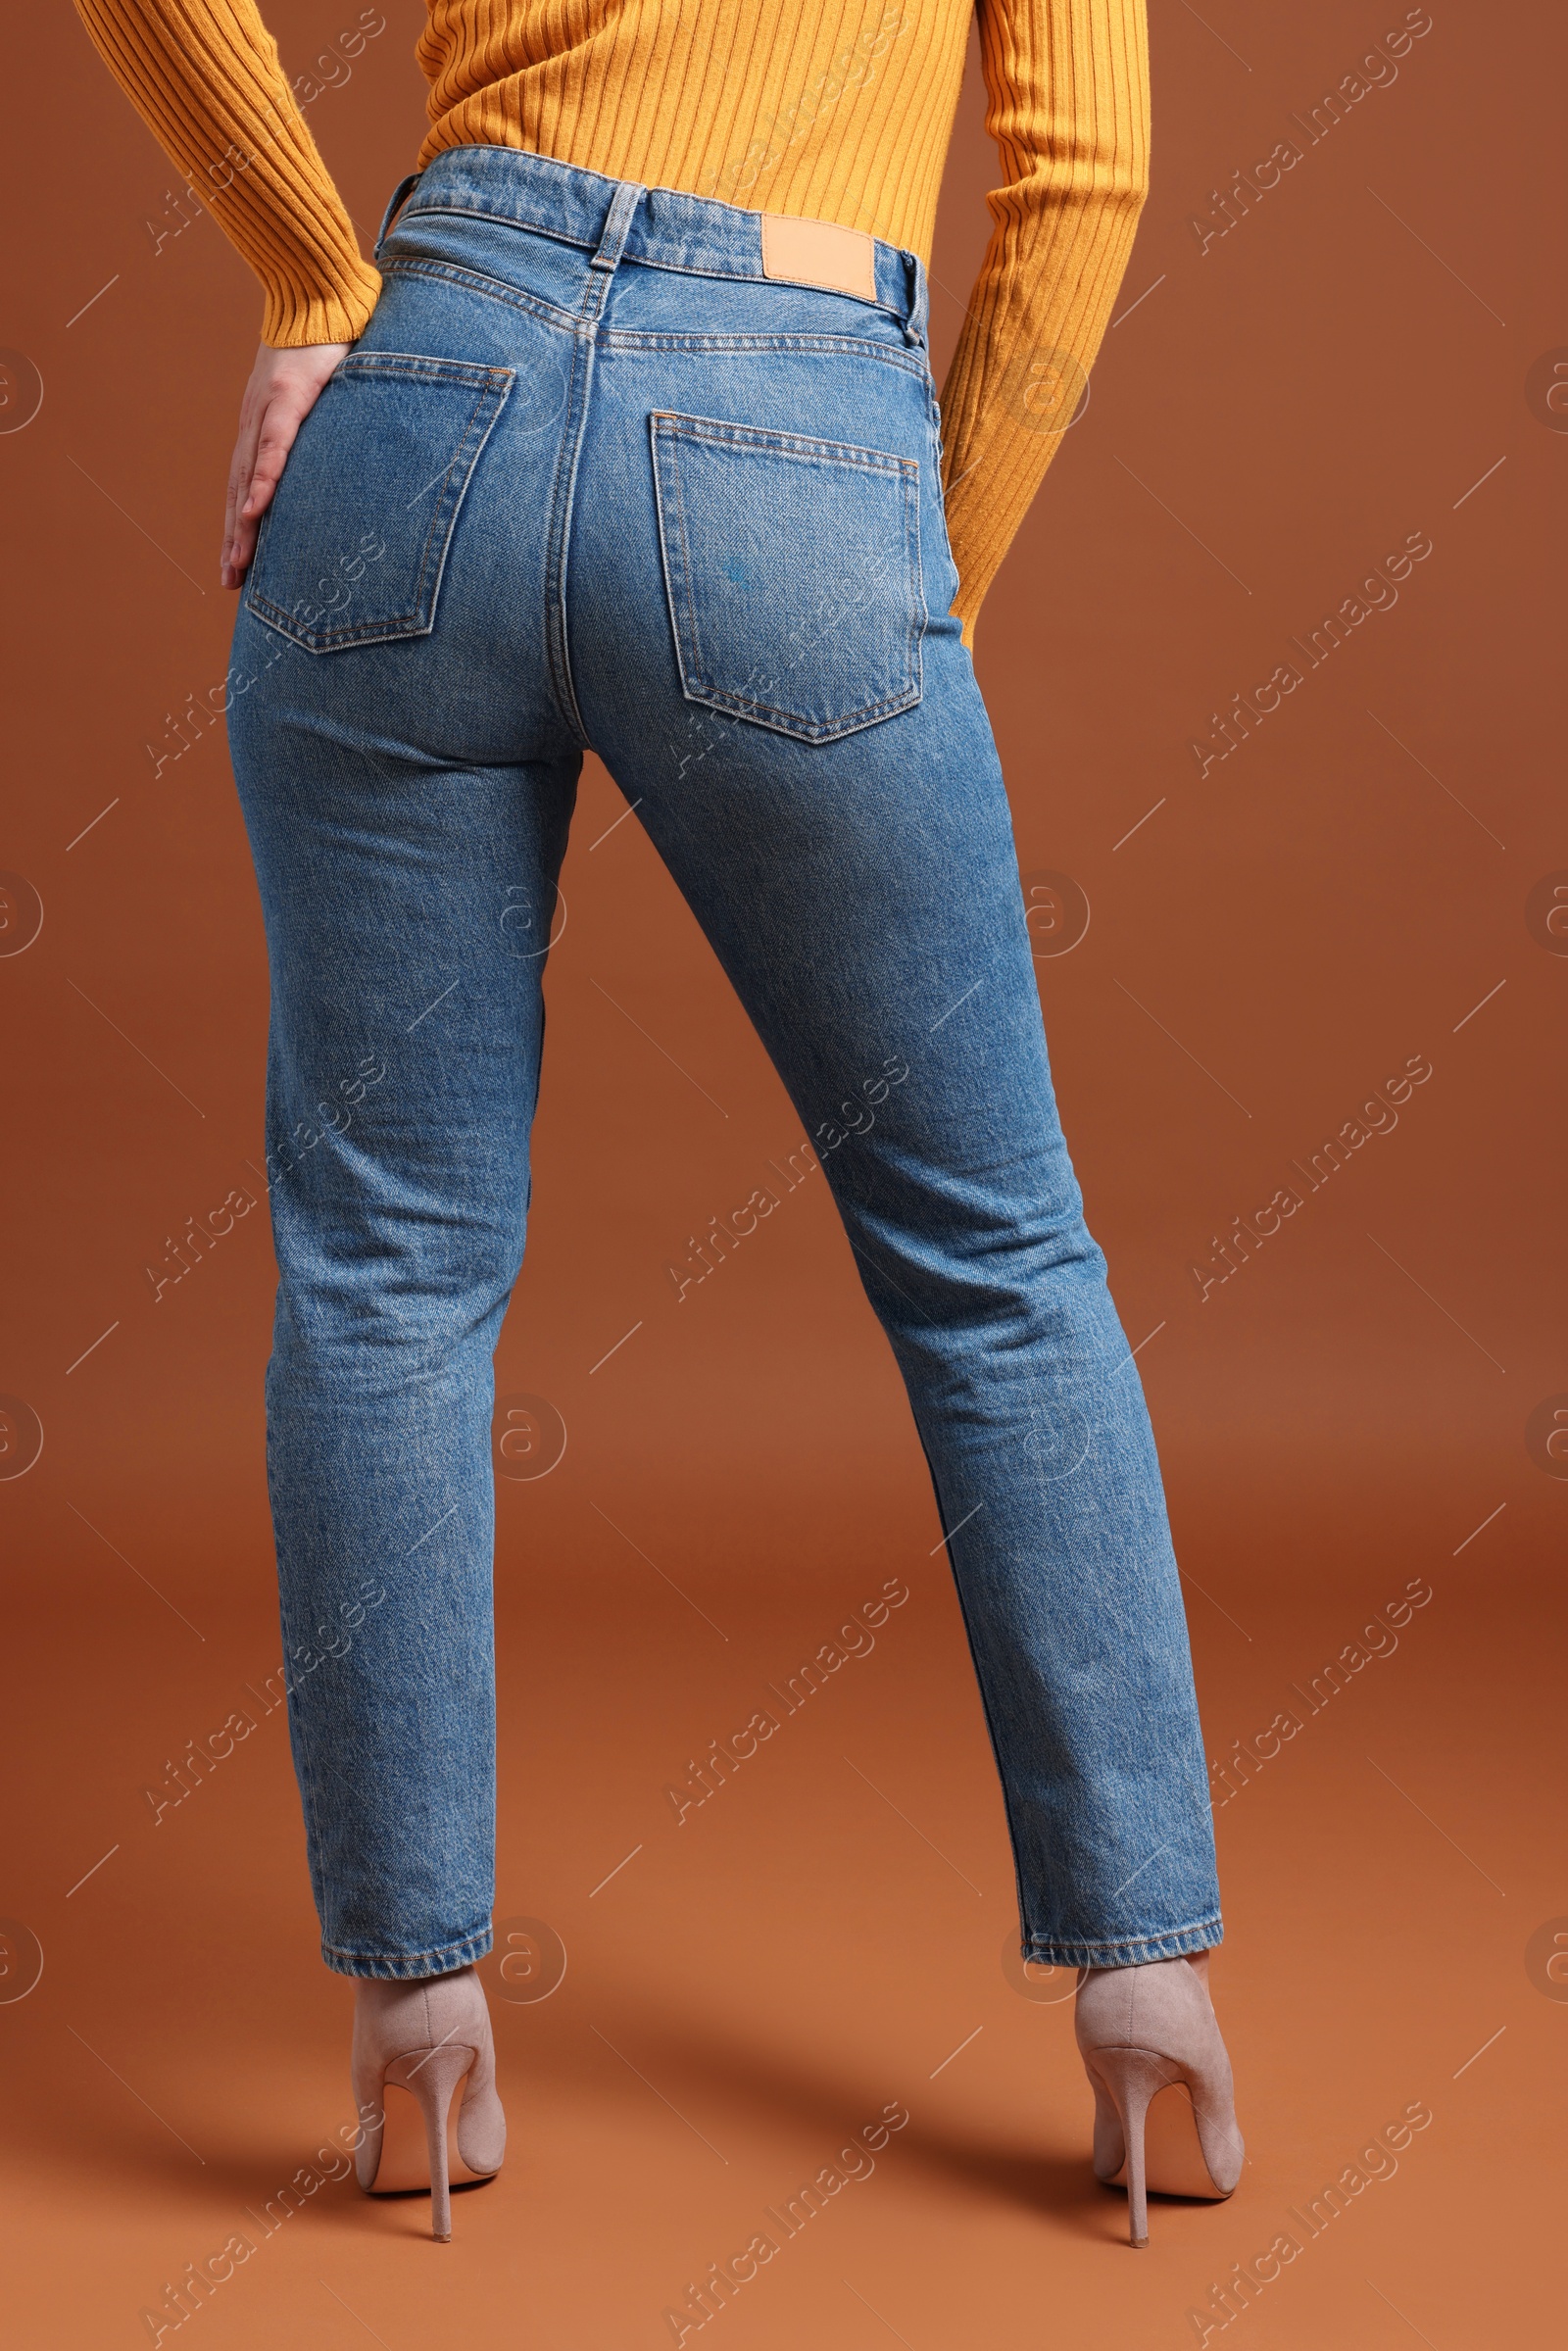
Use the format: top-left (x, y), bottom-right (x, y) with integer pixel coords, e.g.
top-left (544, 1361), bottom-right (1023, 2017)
top-left (227, 145), bottom-right (1221, 1980)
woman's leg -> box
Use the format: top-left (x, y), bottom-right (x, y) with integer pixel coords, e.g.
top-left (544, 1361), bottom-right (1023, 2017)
top-left (226, 616), bottom-right (579, 1979)
top-left (599, 734), bottom-right (1217, 1962)
top-left (589, 698), bottom-right (1218, 1966)
top-left (219, 226), bottom-right (597, 1979)
top-left (569, 367), bottom-right (1220, 1972)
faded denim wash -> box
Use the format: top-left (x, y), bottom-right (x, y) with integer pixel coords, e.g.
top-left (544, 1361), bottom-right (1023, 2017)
top-left (226, 145), bottom-right (1222, 1980)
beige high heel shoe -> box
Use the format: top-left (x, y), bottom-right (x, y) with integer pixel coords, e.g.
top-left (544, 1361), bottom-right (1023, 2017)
top-left (351, 1967), bottom-right (506, 2239)
top-left (1075, 1953), bottom-right (1244, 2246)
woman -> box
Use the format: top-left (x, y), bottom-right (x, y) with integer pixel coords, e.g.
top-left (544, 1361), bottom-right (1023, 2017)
top-left (74, 0), bottom-right (1242, 2245)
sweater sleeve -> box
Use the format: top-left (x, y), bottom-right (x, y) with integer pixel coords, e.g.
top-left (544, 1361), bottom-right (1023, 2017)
top-left (938, 0), bottom-right (1151, 637)
top-left (72, 0), bottom-right (382, 346)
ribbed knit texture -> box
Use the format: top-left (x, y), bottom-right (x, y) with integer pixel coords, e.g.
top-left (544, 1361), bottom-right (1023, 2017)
top-left (72, 0), bottom-right (1150, 629)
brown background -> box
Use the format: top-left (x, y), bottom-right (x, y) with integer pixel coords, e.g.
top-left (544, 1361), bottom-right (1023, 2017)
top-left (1, 1), bottom-right (1563, 2343)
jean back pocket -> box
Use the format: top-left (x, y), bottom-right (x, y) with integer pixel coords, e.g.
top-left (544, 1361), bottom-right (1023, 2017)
top-left (246, 353), bottom-right (513, 654)
top-left (650, 412), bottom-right (924, 744)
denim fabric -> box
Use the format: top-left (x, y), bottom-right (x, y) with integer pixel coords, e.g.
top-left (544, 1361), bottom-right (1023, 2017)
top-left (226, 144), bottom-right (1222, 1980)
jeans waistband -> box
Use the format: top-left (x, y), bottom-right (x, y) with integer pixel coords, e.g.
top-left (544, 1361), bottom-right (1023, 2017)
top-left (375, 145), bottom-right (928, 346)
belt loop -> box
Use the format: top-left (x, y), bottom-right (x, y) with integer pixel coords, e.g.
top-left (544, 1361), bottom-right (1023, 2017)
top-left (902, 252), bottom-right (928, 349)
top-left (375, 170), bottom-right (421, 257)
top-left (590, 179), bottom-right (644, 273)
top-left (579, 178), bottom-right (645, 322)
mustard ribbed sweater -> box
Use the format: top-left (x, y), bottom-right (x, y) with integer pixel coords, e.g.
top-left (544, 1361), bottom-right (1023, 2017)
top-left (72, 0), bottom-right (1150, 627)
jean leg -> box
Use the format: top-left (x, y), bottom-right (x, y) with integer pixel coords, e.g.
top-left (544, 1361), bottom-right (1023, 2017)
top-left (228, 607), bottom-right (579, 1977)
top-left (577, 600), bottom-right (1220, 1971)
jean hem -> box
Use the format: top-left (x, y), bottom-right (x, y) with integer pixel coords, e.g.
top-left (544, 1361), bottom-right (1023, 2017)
top-left (1022, 1914), bottom-right (1223, 1970)
top-left (320, 1924), bottom-right (495, 1980)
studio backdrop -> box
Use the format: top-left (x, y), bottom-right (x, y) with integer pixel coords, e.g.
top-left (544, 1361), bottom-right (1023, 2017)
top-left (1, 2), bottom-right (1561, 2344)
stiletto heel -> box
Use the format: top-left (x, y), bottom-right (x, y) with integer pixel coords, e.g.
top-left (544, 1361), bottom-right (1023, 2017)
top-left (1075, 1955), bottom-right (1243, 2247)
top-left (383, 2041), bottom-right (473, 2240)
top-left (351, 1968), bottom-right (507, 2240)
top-left (1082, 2045), bottom-right (1170, 2245)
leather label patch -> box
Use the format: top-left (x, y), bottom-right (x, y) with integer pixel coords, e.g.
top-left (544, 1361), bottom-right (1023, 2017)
top-left (760, 213), bottom-right (877, 304)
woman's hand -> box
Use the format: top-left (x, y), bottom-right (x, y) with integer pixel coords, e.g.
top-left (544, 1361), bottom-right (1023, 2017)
top-left (220, 341), bottom-right (351, 589)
